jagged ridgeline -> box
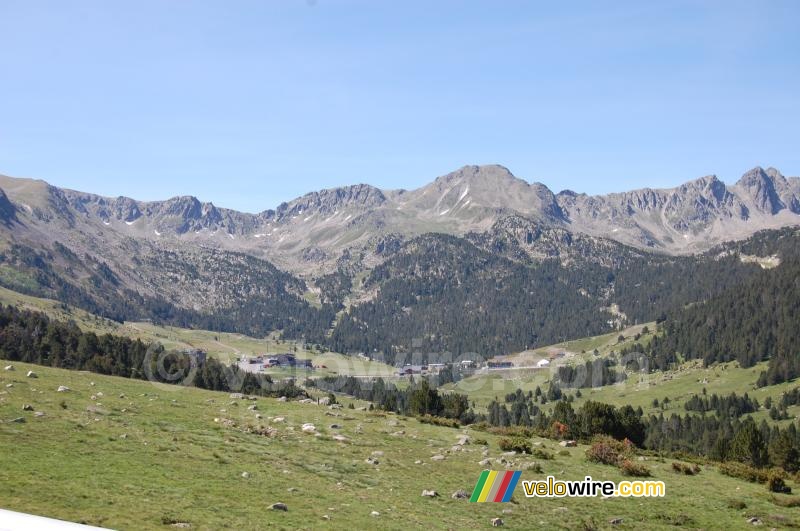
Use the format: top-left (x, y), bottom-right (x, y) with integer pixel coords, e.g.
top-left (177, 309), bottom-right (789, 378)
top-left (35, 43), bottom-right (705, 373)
top-left (0, 168), bottom-right (798, 359)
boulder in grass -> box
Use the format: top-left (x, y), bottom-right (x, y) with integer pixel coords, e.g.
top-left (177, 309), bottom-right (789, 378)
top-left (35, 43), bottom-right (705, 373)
top-left (26, 371), bottom-right (37, 378)
top-left (491, 518), bottom-right (504, 527)
top-left (270, 502), bottom-right (288, 512)
top-left (421, 490), bottom-right (439, 498)
top-left (57, 385), bottom-right (70, 392)
top-left (22, 404), bottom-right (34, 411)
top-left (559, 440), bottom-right (577, 447)
top-left (3, 365), bottom-right (14, 371)
top-left (451, 490), bottom-right (470, 500)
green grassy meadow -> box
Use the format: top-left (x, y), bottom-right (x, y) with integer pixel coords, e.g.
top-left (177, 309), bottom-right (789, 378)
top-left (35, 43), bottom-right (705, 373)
top-left (2, 361), bottom-right (800, 529)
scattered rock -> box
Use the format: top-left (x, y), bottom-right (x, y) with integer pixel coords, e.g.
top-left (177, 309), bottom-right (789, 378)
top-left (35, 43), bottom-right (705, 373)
top-left (329, 424), bottom-right (341, 429)
top-left (332, 435), bottom-right (349, 442)
top-left (277, 396), bottom-right (287, 402)
top-left (431, 454), bottom-right (446, 461)
top-left (372, 451), bottom-right (384, 457)
top-left (457, 435), bottom-right (470, 445)
top-left (301, 423), bottom-right (316, 433)
top-left (559, 440), bottom-right (577, 447)
top-left (230, 393), bottom-right (244, 399)
top-left (328, 404), bottom-right (342, 410)
top-left (414, 460), bottom-right (422, 465)
top-left (255, 414), bottom-right (263, 419)
top-left (241, 471), bottom-right (250, 478)
top-left (119, 394), bottom-right (126, 398)
top-left (56, 385), bottom-right (70, 392)
top-left (491, 518), bottom-right (504, 527)
top-left (421, 490), bottom-right (439, 498)
top-left (451, 445), bottom-right (463, 452)
top-left (365, 457), bottom-right (379, 465)
top-left (34, 412), bottom-right (45, 417)
top-left (119, 433), bottom-right (128, 439)
top-left (3, 365), bottom-right (14, 371)
top-left (391, 430), bottom-right (406, 436)
top-left (287, 487), bottom-right (298, 492)
top-left (746, 517), bottom-right (762, 525)
top-left (610, 518), bottom-right (624, 525)
top-left (298, 398), bottom-right (314, 404)
top-left (272, 417), bottom-right (285, 423)
top-left (322, 515), bottom-right (330, 520)
top-left (247, 405), bottom-right (258, 411)
top-left (479, 459), bottom-right (492, 466)
top-left (451, 490), bottom-right (469, 499)
top-left (91, 395), bottom-right (97, 401)
top-left (11, 417), bottom-right (25, 423)
top-left (370, 511), bottom-right (380, 517)
top-left (269, 502), bottom-right (288, 512)
top-left (22, 404), bottom-right (33, 411)
top-left (318, 397), bottom-right (331, 406)
top-left (26, 371), bottom-right (37, 378)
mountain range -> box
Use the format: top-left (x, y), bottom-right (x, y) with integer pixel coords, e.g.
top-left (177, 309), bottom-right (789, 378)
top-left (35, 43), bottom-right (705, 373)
top-left (0, 164), bottom-right (798, 358)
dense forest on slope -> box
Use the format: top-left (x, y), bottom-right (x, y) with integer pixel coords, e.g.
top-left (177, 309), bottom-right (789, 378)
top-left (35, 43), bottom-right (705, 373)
top-left (326, 230), bottom-right (778, 360)
top-left (1, 227), bottom-right (798, 360)
top-left (328, 234), bottom-right (614, 361)
top-left (642, 259), bottom-right (800, 379)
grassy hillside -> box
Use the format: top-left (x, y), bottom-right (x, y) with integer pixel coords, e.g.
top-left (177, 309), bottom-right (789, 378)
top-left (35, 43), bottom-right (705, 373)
top-left (2, 361), bottom-right (800, 529)
top-left (448, 325), bottom-right (800, 427)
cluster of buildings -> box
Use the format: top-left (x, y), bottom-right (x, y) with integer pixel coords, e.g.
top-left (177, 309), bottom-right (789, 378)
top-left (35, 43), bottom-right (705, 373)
top-left (239, 353), bottom-right (314, 372)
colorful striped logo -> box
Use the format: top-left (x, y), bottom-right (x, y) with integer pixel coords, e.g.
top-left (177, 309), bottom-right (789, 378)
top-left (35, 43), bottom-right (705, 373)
top-left (469, 470), bottom-right (521, 502)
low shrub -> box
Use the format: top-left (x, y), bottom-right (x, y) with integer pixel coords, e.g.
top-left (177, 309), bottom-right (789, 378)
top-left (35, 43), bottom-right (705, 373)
top-left (417, 415), bottom-right (460, 428)
top-left (486, 426), bottom-right (536, 438)
top-left (531, 448), bottom-right (554, 460)
top-left (726, 499), bottom-right (746, 510)
top-left (671, 462), bottom-right (701, 475)
top-left (620, 459), bottom-right (651, 477)
top-left (719, 462), bottom-right (769, 484)
top-left (585, 436), bottom-right (633, 466)
top-left (498, 437), bottom-right (532, 454)
top-left (473, 438), bottom-right (488, 446)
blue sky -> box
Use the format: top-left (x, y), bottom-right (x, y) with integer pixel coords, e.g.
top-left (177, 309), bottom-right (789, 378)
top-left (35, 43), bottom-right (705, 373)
top-left (0, 1), bottom-right (798, 212)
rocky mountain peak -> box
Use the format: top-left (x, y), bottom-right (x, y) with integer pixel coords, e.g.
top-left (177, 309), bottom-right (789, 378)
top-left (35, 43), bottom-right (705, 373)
top-left (278, 184), bottom-right (386, 218)
top-left (736, 166), bottom-right (785, 214)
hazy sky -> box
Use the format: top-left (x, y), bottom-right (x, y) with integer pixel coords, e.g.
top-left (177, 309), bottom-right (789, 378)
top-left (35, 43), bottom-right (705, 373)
top-left (1, 1), bottom-right (798, 212)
